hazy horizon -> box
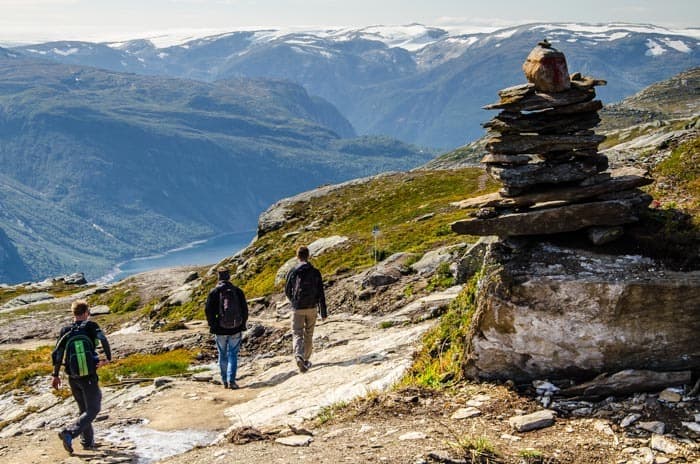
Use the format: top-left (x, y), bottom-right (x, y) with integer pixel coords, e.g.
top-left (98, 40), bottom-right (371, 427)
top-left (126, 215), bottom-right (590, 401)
top-left (0, 0), bottom-right (698, 45)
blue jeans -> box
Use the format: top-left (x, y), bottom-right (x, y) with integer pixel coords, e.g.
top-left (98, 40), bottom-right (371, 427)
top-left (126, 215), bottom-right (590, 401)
top-left (215, 333), bottom-right (242, 384)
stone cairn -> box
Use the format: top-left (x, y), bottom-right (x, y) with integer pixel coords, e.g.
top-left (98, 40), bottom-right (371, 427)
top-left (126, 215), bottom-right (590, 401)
top-left (451, 41), bottom-right (653, 245)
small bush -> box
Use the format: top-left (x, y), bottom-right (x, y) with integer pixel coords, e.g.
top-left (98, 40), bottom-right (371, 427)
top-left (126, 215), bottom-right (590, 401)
top-left (449, 435), bottom-right (499, 463)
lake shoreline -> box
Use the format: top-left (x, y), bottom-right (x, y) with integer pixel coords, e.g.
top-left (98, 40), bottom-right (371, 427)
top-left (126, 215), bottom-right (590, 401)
top-left (97, 230), bottom-right (255, 284)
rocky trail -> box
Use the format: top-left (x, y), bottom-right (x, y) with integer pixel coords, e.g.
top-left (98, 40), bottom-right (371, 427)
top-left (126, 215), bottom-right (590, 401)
top-left (1, 262), bottom-right (698, 464)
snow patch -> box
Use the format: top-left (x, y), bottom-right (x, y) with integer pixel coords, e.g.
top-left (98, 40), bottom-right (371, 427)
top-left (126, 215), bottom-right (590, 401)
top-left (52, 47), bottom-right (79, 56)
top-left (645, 39), bottom-right (666, 56)
top-left (494, 28), bottom-right (518, 39)
top-left (661, 38), bottom-right (691, 53)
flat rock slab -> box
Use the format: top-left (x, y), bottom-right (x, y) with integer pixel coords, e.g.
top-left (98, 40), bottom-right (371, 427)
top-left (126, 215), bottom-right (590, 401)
top-left (451, 167), bottom-right (652, 210)
top-left (484, 84), bottom-right (595, 112)
top-left (275, 435), bottom-right (313, 447)
top-left (637, 421), bottom-right (665, 435)
top-left (451, 196), bottom-right (647, 237)
top-left (650, 434), bottom-right (678, 454)
top-left (451, 407), bottom-right (481, 420)
top-left (398, 431), bottom-right (427, 440)
top-left (508, 410), bottom-right (555, 432)
top-left (486, 158), bottom-right (602, 189)
top-left (658, 389), bottom-right (682, 402)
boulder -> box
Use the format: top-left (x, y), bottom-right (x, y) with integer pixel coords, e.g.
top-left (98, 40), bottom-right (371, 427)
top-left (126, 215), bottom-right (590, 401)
top-left (463, 240), bottom-right (700, 382)
top-left (362, 266), bottom-right (402, 288)
top-left (90, 305), bottom-right (111, 315)
top-left (410, 243), bottom-right (467, 277)
top-left (522, 41), bottom-right (571, 92)
top-left (62, 272), bottom-right (87, 285)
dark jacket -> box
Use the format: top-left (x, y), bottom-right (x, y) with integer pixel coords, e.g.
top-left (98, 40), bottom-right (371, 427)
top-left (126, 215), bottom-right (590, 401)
top-left (205, 280), bottom-right (249, 335)
top-left (52, 320), bottom-right (112, 377)
top-left (285, 262), bottom-right (327, 318)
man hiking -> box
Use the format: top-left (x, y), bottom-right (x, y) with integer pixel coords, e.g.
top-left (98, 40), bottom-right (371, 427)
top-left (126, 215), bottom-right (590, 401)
top-left (285, 245), bottom-right (328, 373)
top-left (205, 267), bottom-right (248, 389)
top-left (51, 299), bottom-right (112, 455)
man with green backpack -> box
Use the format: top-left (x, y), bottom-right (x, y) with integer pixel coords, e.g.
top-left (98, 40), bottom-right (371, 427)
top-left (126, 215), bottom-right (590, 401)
top-left (51, 300), bottom-right (112, 455)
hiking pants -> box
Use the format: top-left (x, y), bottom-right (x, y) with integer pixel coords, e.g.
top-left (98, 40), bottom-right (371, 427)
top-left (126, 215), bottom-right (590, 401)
top-left (292, 308), bottom-right (317, 361)
top-left (66, 376), bottom-right (102, 446)
top-left (215, 333), bottom-right (242, 384)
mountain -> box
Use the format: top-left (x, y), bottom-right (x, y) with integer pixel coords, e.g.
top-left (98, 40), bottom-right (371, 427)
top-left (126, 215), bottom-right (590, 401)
top-left (0, 54), bottom-right (432, 283)
top-left (13, 23), bottom-right (700, 148)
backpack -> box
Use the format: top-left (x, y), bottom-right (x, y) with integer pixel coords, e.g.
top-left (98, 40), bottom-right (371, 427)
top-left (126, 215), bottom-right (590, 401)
top-left (218, 283), bottom-right (245, 330)
top-left (61, 321), bottom-right (98, 378)
top-left (291, 265), bottom-right (319, 309)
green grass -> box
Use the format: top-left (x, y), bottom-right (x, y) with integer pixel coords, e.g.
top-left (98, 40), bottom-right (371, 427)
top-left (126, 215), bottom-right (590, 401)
top-left (654, 135), bottom-right (700, 200)
top-left (0, 346), bottom-right (53, 394)
top-left (449, 435), bottom-right (499, 463)
top-left (220, 168), bottom-right (493, 299)
top-left (316, 400), bottom-right (349, 425)
top-left (99, 348), bottom-right (198, 384)
top-left (400, 271), bottom-right (482, 388)
top-left (89, 285), bottom-right (141, 314)
top-left (518, 448), bottom-right (552, 464)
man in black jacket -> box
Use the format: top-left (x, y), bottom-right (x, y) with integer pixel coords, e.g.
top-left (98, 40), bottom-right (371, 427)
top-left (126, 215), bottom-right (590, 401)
top-left (285, 246), bottom-right (327, 373)
top-left (52, 300), bottom-right (112, 455)
top-left (205, 267), bottom-right (248, 389)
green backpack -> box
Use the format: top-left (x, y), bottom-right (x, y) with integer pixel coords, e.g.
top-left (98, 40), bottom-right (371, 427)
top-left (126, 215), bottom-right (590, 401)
top-left (59, 321), bottom-right (99, 378)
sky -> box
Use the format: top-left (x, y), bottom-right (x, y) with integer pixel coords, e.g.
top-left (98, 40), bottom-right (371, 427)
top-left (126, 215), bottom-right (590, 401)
top-left (0, 0), bottom-right (698, 44)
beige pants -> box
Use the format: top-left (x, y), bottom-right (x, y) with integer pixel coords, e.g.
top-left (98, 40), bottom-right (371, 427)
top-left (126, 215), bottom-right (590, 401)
top-left (292, 308), bottom-right (317, 361)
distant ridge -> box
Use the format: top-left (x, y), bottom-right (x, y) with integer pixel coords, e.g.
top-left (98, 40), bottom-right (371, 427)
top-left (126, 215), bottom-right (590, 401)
top-left (13, 22), bottom-right (699, 148)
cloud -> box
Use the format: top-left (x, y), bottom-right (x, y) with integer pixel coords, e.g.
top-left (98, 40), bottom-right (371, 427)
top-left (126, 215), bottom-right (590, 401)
top-left (0, 0), bottom-right (80, 4)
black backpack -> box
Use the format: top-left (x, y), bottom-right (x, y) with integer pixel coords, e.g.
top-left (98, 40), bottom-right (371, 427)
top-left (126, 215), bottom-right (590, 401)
top-left (291, 265), bottom-right (319, 309)
top-left (218, 283), bottom-right (245, 330)
top-left (58, 321), bottom-right (98, 379)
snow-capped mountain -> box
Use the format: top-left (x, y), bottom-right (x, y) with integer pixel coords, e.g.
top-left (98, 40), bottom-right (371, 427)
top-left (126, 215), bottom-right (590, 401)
top-left (13, 23), bottom-right (700, 148)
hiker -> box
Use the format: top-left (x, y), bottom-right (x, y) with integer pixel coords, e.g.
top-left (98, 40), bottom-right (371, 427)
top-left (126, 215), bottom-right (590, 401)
top-left (51, 299), bottom-right (112, 455)
top-left (285, 245), bottom-right (328, 373)
top-left (205, 267), bottom-right (248, 389)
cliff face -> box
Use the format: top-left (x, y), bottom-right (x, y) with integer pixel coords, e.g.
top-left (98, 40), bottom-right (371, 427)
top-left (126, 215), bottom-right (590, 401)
top-left (464, 240), bottom-right (700, 382)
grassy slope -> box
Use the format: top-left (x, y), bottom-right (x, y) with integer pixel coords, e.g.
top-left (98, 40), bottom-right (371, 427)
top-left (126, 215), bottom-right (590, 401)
top-left (151, 168), bottom-right (497, 321)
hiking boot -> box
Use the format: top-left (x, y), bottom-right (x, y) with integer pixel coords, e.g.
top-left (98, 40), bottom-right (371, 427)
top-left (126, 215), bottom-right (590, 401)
top-left (229, 382), bottom-right (240, 390)
top-left (223, 382), bottom-right (229, 389)
top-left (58, 431), bottom-right (74, 454)
top-left (295, 356), bottom-right (308, 373)
top-left (304, 360), bottom-right (312, 370)
top-left (81, 441), bottom-right (100, 450)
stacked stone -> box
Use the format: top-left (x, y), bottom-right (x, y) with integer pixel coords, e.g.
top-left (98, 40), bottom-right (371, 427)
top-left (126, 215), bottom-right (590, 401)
top-left (451, 41), bottom-right (653, 244)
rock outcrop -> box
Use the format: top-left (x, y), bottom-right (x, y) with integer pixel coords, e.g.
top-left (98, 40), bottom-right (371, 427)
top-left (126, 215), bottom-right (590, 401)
top-left (463, 240), bottom-right (700, 382)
